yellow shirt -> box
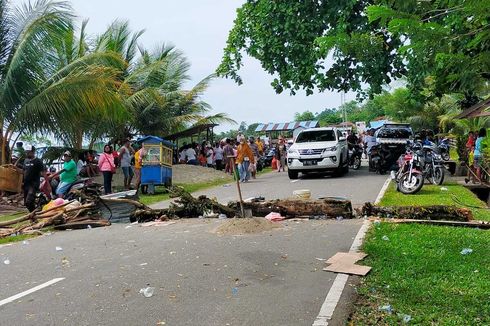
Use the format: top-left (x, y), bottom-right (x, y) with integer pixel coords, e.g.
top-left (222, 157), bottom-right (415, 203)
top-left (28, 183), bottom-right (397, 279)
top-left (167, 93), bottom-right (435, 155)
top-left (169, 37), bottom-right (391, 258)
top-left (135, 151), bottom-right (142, 169)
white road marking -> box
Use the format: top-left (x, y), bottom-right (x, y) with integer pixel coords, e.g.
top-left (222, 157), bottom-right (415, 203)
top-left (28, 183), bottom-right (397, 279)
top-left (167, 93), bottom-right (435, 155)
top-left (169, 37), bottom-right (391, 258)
top-left (313, 177), bottom-right (389, 326)
top-left (0, 278), bottom-right (65, 307)
top-left (375, 177), bottom-right (392, 205)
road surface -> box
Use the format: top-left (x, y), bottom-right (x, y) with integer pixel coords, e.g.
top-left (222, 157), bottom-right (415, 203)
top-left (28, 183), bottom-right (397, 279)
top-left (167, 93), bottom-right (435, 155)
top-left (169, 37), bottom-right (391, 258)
top-left (0, 168), bottom-right (387, 326)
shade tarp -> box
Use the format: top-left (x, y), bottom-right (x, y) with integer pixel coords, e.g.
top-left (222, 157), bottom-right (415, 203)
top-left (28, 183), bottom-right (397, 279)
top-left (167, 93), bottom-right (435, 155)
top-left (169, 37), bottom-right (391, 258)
top-left (254, 121), bottom-right (319, 132)
top-left (164, 124), bottom-right (218, 141)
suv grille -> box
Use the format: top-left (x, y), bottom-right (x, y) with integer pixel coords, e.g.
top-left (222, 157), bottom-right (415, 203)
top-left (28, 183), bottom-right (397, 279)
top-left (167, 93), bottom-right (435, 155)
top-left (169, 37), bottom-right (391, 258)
top-left (299, 149), bottom-right (324, 155)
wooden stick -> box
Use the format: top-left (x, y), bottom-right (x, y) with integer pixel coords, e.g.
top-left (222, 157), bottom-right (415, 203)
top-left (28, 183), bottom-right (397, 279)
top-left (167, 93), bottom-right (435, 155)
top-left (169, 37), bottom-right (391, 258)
top-left (230, 156), bottom-right (245, 218)
top-left (0, 211), bottom-right (36, 227)
top-left (100, 197), bottom-right (146, 209)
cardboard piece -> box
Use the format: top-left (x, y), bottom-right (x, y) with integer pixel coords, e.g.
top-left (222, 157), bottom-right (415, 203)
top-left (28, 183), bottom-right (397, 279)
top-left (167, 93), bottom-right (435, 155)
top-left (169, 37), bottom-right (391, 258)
top-left (323, 263), bottom-right (372, 276)
top-left (323, 251), bottom-right (371, 276)
top-left (326, 252), bottom-right (367, 265)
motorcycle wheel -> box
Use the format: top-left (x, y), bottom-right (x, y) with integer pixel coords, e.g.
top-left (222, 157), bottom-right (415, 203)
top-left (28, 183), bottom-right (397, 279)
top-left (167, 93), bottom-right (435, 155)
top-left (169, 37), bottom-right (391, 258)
top-left (442, 152), bottom-right (450, 161)
top-left (432, 167), bottom-right (445, 185)
top-left (398, 172), bottom-right (424, 195)
top-left (353, 157), bottom-right (361, 170)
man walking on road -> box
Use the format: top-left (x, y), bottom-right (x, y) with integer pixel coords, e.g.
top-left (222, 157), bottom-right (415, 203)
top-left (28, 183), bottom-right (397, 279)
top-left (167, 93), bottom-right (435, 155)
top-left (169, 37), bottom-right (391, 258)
top-left (22, 146), bottom-right (45, 212)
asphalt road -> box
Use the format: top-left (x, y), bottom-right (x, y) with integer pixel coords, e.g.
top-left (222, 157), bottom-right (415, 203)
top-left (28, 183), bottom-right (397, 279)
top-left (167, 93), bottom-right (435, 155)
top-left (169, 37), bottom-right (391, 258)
top-left (0, 167), bottom-right (387, 326)
top-left (151, 164), bottom-right (388, 209)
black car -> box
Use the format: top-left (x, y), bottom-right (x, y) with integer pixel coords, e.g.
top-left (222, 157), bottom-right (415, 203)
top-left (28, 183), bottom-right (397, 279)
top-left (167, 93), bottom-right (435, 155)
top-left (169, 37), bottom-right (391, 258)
top-left (372, 123), bottom-right (413, 171)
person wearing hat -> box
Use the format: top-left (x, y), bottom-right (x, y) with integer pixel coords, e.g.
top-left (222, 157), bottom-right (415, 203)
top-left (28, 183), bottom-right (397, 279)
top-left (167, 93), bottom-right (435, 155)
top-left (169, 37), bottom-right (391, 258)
top-left (51, 150), bottom-right (78, 197)
top-left (22, 146), bottom-right (45, 212)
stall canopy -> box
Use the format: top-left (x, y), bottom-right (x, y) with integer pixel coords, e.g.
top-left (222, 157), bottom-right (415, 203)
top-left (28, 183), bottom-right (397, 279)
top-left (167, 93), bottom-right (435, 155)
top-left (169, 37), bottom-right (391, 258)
top-left (136, 136), bottom-right (174, 148)
top-left (254, 121), bottom-right (319, 132)
top-left (164, 124), bottom-right (218, 142)
top-left (455, 98), bottom-right (490, 119)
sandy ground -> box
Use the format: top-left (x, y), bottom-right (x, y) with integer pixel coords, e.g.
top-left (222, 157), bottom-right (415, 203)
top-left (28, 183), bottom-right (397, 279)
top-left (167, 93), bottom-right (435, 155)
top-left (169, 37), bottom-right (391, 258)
top-left (94, 164), bottom-right (232, 190)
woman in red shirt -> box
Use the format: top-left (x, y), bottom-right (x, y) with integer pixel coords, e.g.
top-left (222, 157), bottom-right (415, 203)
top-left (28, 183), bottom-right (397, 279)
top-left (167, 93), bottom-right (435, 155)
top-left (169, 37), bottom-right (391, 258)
top-left (98, 145), bottom-right (116, 194)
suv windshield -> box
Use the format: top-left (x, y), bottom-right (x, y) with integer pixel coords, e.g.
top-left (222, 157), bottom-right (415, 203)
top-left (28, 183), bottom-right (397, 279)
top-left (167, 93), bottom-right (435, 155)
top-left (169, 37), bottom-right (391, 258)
top-left (376, 126), bottom-right (412, 139)
top-left (296, 130), bottom-right (336, 143)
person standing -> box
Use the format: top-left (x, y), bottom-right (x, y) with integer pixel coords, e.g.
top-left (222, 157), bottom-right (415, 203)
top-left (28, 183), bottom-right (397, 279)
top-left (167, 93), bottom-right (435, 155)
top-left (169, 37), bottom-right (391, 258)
top-left (214, 142), bottom-right (224, 170)
top-left (249, 137), bottom-right (259, 179)
top-left (275, 137), bottom-right (287, 172)
top-left (98, 145), bottom-right (116, 194)
top-left (205, 145), bottom-right (214, 168)
top-left (119, 140), bottom-right (135, 190)
top-left (255, 137), bottom-right (264, 156)
top-left (134, 144), bottom-right (146, 192)
top-left (473, 128), bottom-right (486, 182)
top-left (223, 139), bottom-right (234, 174)
top-left (185, 145), bottom-right (198, 165)
top-left (236, 137), bottom-right (255, 182)
top-left (22, 146), bottom-right (45, 212)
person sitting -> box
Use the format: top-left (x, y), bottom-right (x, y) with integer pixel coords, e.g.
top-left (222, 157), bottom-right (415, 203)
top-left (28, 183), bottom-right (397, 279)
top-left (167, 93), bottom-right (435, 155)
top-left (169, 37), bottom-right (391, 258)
top-left (50, 151), bottom-right (78, 197)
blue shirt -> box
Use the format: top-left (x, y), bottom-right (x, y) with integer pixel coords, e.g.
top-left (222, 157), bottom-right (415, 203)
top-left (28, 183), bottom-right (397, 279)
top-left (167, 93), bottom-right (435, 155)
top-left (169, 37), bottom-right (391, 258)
top-left (474, 137), bottom-right (483, 157)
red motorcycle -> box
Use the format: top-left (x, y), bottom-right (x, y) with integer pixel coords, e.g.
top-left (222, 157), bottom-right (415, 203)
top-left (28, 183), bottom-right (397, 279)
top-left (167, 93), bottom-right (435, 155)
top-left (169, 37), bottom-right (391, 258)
top-left (395, 143), bottom-right (424, 195)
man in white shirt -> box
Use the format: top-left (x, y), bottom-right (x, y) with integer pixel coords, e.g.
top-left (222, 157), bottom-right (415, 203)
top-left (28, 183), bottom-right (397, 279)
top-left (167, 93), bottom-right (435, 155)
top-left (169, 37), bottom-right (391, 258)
top-left (205, 146), bottom-right (214, 168)
top-left (214, 143), bottom-right (224, 170)
top-left (185, 146), bottom-right (198, 165)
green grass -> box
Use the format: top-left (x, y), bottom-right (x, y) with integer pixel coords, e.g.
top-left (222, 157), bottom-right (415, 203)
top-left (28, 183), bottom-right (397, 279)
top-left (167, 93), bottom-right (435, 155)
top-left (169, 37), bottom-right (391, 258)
top-left (350, 223), bottom-right (490, 325)
top-left (0, 212), bottom-right (25, 223)
top-left (0, 233), bottom-right (36, 245)
top-left (139, 179), bottom-right (233, 206)
top-left (379, 182), bottom-right (490, 221)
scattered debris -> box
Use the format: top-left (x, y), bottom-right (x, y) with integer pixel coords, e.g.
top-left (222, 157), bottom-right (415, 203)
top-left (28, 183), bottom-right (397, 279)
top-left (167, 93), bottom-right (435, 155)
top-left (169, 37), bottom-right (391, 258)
top-left (378, 305), bottom-right (393, 314)
top-left (218, 214), bottom-right (228, 220)
top-left (55, 246), bottom-right (63, 251)
top-left (232, 287), bottom-right (238, 296)
top-left (460, 248), bottom-right (473, 255)
top-left (398, 313), bottom-right (412, 323)
top-left (141, 221), bottom-right (176, 227)
top-left (3, 258), bottom-right (10, 265)
top-left (22, 240), bottom-right (29, 245)
top-left (139, 286), bottom-right (155, 298)
top-left (440, 187), bottom-right (448, 191)
top-left (315, 258), bottom-right (326, 261)
top-left (323, 252), bottom-right (371, 276)
top-left (265, 212), bottom-right (285, 222)
top-left (382, 236), bottom-right (389, 241)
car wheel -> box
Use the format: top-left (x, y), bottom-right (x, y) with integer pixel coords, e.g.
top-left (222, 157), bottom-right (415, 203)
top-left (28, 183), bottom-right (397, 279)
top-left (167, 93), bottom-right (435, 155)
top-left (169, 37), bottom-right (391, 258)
top-left (288, 170), bottom-right (299, 180)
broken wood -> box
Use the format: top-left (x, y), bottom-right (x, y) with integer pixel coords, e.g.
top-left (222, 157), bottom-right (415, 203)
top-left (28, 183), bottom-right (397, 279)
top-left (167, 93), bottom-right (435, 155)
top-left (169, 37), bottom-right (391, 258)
top-left (388, 218), bottom-right (490, 229)
top-left (229, 198), bottom-right (353, 219)
top-left (360, 203), bottom-right (473, 221)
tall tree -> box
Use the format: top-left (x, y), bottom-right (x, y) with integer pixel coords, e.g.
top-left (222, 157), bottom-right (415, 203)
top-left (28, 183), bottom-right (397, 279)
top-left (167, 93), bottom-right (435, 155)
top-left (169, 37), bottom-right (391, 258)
top-left (0, 0), bottom-right (122, 162)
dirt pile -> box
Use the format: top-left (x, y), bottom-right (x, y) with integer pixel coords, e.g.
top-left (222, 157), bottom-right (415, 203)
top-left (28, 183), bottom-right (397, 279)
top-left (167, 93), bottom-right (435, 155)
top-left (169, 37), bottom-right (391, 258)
top-left (213, 217), bottom-right (282, 235)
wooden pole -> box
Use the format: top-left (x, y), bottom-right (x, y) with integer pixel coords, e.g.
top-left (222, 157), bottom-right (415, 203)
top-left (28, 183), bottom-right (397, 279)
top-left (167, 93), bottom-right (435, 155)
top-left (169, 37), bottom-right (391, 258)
top-left (229, 156), bottom-right (245, 217)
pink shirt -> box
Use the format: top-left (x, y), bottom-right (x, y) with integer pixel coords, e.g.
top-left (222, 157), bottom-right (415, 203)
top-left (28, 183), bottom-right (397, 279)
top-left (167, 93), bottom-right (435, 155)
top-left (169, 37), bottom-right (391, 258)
top-left (98, 153), bottom-right (115, 172)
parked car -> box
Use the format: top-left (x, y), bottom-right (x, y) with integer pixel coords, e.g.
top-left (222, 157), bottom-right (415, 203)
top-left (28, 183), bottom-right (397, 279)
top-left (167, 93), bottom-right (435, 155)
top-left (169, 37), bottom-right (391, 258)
top-left (286, 127), bottom-right (349, 179)
top-left (370, 123), bottom-right (413, 172)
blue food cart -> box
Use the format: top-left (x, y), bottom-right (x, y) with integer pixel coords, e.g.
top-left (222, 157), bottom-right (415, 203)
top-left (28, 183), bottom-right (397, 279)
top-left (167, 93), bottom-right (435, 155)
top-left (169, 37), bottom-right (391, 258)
top-left (137, 136), bottom-right (173, 194)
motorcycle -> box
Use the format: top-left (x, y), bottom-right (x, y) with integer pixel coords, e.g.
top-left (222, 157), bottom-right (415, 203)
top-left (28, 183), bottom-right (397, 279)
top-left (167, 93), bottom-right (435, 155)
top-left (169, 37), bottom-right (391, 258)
top-left (256, 156), bottom-right (266, 172)
top-left (420, 144), bottom-right (445, 185)
top-left (348, 144), bottom-right (363, 170)
top-left (394, 143), bottom-right (425, 194)
top-left (369, 144), bottom-right (395, 174)
top-left (437, 138), bottom-right (451, 161)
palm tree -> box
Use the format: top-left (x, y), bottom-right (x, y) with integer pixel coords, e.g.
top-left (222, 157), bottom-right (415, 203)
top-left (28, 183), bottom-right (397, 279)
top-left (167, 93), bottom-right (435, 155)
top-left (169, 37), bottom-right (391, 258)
top-left (0, 0), bottom-right (123, 162)
top-left (94, 21), bottom-right (235, 141)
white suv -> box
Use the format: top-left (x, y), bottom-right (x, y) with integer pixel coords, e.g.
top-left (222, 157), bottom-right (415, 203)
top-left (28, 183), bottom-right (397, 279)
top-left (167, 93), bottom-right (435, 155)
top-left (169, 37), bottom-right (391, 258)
top-left (286, 127), bottom-right (349, 179)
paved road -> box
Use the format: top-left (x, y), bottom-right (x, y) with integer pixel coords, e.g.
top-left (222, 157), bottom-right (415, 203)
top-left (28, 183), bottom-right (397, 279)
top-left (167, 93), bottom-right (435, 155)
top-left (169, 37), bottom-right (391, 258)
top-left (0, 167), bottom-right (387, 326)
top-left (152, 164), bottom-right (387, 209)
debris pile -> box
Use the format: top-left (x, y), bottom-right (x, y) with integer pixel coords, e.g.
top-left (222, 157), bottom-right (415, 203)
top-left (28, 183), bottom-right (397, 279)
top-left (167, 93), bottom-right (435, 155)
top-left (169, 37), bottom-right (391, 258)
top-left (0, 200), bottom-right (110, 238)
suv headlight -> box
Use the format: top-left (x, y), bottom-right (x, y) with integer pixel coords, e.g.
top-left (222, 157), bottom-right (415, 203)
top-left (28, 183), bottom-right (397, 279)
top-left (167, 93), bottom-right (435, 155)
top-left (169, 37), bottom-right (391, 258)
top-left (288, 149), bottom-right (299, 155)
top-left (323, 146), bottom-right (337, 153)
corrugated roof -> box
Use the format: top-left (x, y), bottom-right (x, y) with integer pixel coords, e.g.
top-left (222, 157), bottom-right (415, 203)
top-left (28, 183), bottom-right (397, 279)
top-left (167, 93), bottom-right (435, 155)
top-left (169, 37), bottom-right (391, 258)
top-left (255, 121), bottom-right (319, 132)
top-left (456, 98), bottom-right (490, 119)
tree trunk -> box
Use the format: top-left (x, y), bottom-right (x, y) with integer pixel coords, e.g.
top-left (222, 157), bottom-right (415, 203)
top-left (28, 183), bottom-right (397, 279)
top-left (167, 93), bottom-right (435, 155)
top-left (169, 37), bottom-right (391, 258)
top-left (360, 203), bottom-right (473, 221)
top-left (229, 198), bottom-right (354, 219)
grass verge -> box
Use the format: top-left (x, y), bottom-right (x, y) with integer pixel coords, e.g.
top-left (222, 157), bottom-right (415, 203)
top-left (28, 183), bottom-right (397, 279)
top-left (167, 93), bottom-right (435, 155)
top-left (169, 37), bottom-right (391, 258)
top-left (350, 223), bottom-right (490, 325)
top-left (0, 212), bottom-right (38, 245)
top-left (139, 178), bottom-right (233, 206)
top-left (379, 182), bottom-right (490, 221)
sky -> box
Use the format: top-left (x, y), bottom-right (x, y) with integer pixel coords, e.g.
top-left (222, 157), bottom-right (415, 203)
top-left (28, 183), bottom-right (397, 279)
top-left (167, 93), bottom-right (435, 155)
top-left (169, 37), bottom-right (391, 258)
top-left (15, 0), bottom-right (357, 132)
